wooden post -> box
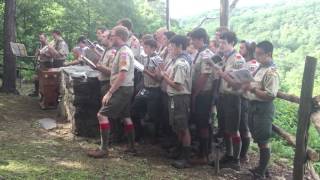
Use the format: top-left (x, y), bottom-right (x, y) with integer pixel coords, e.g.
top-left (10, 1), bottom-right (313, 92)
top-left (166, 0), bottom-right (170, 30)
top-left (293, 56), bottom-right (317, 180)
top-left (220, 0), bottom-right (229, 27)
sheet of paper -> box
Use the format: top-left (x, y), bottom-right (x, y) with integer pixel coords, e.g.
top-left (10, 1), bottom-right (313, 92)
top-left (228, 69), bottom-right (254, 83)
top-left (134, 59), bottom-right (144, 72)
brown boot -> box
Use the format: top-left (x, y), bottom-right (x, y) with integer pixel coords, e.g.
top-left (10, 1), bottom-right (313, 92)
top-left (86, 148), bottom-right (108, 158)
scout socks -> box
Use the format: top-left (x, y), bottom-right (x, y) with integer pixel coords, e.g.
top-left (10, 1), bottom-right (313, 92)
top-left (99, 121), bottom-right (111, 151)
top-left (240, 136), bottom-right (250, 159)
top-left (124, 124), bottom-right (135, 149)
top-left (224, 133), bottom-right (233, 157)
top-left (259, 147), bottom-right (270, 175)
top-left (232, 135), bottom-right (242, 160)
top-left (199, 137), bottom-right (209, 159)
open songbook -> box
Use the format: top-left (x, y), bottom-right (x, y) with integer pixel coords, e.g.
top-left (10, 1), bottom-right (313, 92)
top-left (134, 59), bottom-right (144, 72)
top-left (228, 69), bottom-right (254, 83)
top-left (81, 55), bottom-right (97, 69)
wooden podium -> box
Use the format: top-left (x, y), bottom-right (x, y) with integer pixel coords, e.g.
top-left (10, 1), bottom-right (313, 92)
top-left (39, 68), bottom-right (60, 109)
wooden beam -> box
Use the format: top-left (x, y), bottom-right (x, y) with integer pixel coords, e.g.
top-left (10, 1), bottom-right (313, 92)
top-left (277, 91), bottom-right (300, 104)
top-left (272, 124), bottom-right (319, 161)
top-left (229, 0), bottom-right (239, 12)
top-left (220, 0), bottom-right (229, 27)
top-left (293, 56), bottom-right (317, 180)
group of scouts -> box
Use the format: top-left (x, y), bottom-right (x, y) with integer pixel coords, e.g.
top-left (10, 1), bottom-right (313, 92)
top-left (32, 18), bottom-right (280, 179)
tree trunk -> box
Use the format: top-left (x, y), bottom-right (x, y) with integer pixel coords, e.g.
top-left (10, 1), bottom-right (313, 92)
top-left (220, 0), bottom-right (229, 27)
top-left (1, 0), bottom-right (18, 94)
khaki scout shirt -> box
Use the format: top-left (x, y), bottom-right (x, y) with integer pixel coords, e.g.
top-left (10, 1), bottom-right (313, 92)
top-left (244, 59), bottom-right (260, 75)
top-left (98, 48), bottom-right (116, 81)
top-left (127, 34), bottom-right (140, 60)
top-left (166, 55), bottom-right (192, 96)
top-left (144, 54), bottom-right (163, 88)
top-left (54, 37), bottom-right (69, 60)
top-left (244, 62), bottom-right (280, 101)
top-left (192, 47), bottom-right (215, 92)
top-left (219, 50), bottom-right (245, 94)
top-left (110, 45), bottom-right (134, 87)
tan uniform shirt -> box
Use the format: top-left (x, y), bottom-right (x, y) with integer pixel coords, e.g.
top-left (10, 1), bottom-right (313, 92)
top-left (98, 48), bottom-right (116, 81)
top-left (166, 55), bottom-right (192, 96)
top-left (110, 45), bottom-right (134, 87)
top-left (244, 59), bottom-right (260, 75)
top-left (219, 51), bottom-right (245, 94)
top-left (54, 37), bottom-right (69, 60)
top-left (192, 48), bottom-right (215, 92)
top-left (244, 63), bottom-right (280, 101)
top-left (127, 34), bottom-right (140, 60)
top-left (144, 54), bottom-right (163, 88)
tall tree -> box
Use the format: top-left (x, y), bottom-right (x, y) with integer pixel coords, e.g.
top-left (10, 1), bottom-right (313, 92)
top-left (1, 0), bottom-right (18, 94)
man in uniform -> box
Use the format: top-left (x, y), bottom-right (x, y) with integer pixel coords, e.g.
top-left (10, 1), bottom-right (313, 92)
top-left (189, 28), bottom-right (215, 165)
top-left (86, 25), bottom-right (135, 158)
top-left (131, 38), bottom-right (163, 142)
top-left (155, 27), bottom-right (168, 57)
top-left (242, 41), bottom-right (279, 179)
top-left (216, 31), bottom-right (245, 171)
top-left (117, 18), bottom-right (143, 98)
top-left (95, 29), bottom-right (116, 96)
top-left (29, 32), bottom-right (51, 97)
top-left (96, 27), bottom-right (107, 45)
top-left (48, 30), bottom-right (69, 68)
top-left (159, 35), bottom-right (192, 169)
top-left (117, 18), bottom-right (140, 61)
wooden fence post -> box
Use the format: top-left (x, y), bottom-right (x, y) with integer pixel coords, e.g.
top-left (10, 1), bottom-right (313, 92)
top-left (220, 0), bottom-right (229, 27)
top-left (293, 56), bottom-right (317, 180)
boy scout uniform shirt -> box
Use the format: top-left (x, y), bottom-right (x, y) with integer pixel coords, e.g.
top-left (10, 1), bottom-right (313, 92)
top-left (98, 48), bottom-right (117, 81)
top-left (144, 54), bottom-right (163, 88)
top-left (54, 37), bottom-right (69, 60)
top-left (165, 56), bottom-right (192, 96)
top-left (127, 34), bottom-right (141, 61)
top-left (110, 45), bottom-right (134, 87)
top-left (244, 59), bottom-right (260, 75)
top-left (219, 51), bottom-right (245, 94)
top-left (244, 62), bottom-right (280, 101)
top-left (192, 48), bottom-right (215, 92)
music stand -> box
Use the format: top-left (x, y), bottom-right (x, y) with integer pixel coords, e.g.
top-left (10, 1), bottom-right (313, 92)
top-left (10, 42), bottom-right (35, 87)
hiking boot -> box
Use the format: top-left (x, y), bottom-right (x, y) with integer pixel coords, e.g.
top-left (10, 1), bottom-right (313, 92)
top-left (220, 159), bottom-right (241, 171)
top-left (172, 146), bottom-right (191, 169)
top-left (249, 167), bottom-right (267, 180)
top-left (167, 145), bottom-right (182, 160)
top-left (86, 148), bottom-right (108, 158)
top-left (172, 159), bottom-right (192, 169)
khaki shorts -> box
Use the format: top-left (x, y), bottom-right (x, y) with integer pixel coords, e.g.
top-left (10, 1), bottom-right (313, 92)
top-left (248, 101), bottom-right (274, 145)
top-left (99, 86), bottom-right (134, 119)
top-left (168, 94), bottom-right (191, 133)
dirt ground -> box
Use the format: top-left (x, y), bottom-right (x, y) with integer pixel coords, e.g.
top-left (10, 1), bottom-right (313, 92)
top-left (0, 85), bottom-right (298, 179)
